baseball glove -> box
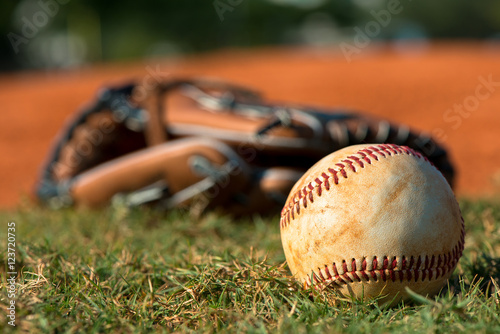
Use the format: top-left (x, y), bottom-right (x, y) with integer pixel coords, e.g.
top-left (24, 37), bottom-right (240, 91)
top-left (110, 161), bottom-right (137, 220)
top-left (35, 77), bottom-right (455, 216)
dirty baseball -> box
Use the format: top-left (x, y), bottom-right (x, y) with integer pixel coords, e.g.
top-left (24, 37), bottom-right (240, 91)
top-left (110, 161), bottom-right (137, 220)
top-left (280, 143), bottom-right (465, 305)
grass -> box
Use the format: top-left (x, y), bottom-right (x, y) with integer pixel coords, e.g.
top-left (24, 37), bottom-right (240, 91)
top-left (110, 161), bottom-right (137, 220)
top-left (0, 199), bottom-right (499, 333)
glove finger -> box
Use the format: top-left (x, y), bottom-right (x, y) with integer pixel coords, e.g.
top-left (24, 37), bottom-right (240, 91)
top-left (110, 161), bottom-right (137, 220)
top-left (69, 138), bottom-right (251, 208)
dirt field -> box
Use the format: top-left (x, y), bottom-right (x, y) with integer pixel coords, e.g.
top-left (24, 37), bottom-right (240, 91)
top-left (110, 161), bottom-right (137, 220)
top-left (1, 42), bottom-right (499, 208)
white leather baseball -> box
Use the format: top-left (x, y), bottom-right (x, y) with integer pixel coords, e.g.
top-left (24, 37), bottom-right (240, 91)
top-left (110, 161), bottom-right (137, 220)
top-left (280, 144), bottom-right (465, 305)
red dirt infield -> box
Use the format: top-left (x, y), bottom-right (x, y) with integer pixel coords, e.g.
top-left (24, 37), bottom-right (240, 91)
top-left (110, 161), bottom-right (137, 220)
top-left (1, 42), bottom-right (499, 209)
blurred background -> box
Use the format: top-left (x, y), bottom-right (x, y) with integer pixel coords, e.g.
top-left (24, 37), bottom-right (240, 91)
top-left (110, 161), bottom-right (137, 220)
top-left (2, 0), bottom-right (500, 71)
top-left (1, 0), bottom-right (500, 208)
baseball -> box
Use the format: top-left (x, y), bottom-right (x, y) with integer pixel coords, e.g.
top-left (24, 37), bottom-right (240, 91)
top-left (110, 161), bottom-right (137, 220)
top-left (280, 143), bottom-right (465, 305)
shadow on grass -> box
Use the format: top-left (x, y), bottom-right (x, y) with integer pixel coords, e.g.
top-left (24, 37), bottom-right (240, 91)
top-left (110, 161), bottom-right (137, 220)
top-left (446, 252), bottom-right (500, 299)
top-left (464, 253), bottom-right (500, 297)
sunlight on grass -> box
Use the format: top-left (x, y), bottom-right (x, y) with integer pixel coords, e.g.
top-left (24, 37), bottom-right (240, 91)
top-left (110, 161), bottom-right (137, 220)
top-left (0, 199), bottom-right (499, 332)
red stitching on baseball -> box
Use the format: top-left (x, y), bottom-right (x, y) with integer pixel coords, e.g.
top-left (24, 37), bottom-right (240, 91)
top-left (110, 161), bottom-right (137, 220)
top-left (279, 144), bottom-right (454, 229)
top-left (400, 146), bottom-right (412, 155)
top-left (313, 274), bottom-right (320, 284)
top-left (363, 149), bottom-right (379, 161)
top-left (325, 265), bottom-right (332, 280)
top-left (304, 232), bottom-right (465, 288)
top-left (357, 151), bottom-right (372, 165)
top-left (409, 256), bottom-right (415, 269)
top-left (371, 146), bottom-right (386, 158)
top-left (380, 144), bottom-right (399, 155)
top-left (380, 269), bottom-right (387, 281)
top-left (321, 172), bottom-right (331, 191)
top-left (329, 168), bottom-right (339, 184)
top-left (342, 260), bottom-right (348, 273)
top-left (318, 268), bottom-right (326, 281)
top-left (343, 273), bottom-right (353, 283)
top-left (414, 270), bottom-right (420, 282)
top-left (348, 155), bottom-right (364, 168)
top-left (407, 269), bottom-right (412, 281)
top-left (342, 159), bottom-right (357, 172)
top-left (339, 168), bottom-right (348, 178)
